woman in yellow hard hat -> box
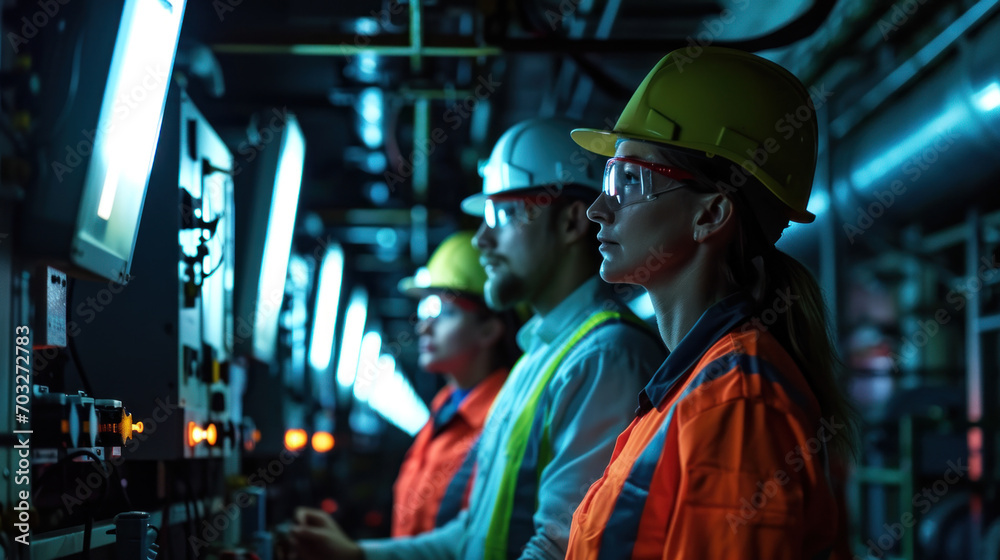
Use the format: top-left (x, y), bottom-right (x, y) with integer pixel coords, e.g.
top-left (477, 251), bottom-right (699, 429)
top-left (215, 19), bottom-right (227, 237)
top-left (296, 231), bottom-right (522, 550)
top-left (389, 231), bottom-right (523, 538)
top-left (565, 47), bottom-right (856, 559)
top-left (391, 231), bottom-right (523, 537)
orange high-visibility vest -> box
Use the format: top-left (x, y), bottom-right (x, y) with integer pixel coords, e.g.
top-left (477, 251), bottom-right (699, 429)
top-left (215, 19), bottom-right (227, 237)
top-left (392, 369), bottom-right (507, 537)
top-left (567, 294), bottom-right (838, 560)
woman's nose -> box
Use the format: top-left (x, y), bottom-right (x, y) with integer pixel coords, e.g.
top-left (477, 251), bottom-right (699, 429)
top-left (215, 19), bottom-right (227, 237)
top-left (587, 192), bottom-right (612, 224)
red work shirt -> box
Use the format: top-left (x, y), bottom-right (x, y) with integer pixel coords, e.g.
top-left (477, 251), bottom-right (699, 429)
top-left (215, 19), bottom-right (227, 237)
top-left (567, 294), bottom-right (839, 559)
top-left (391, 368), bottom-right (508, 537)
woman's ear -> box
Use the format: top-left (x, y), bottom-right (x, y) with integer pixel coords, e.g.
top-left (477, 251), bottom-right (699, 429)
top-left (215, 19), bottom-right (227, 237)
top-left (477, 316), bottom-right (504, 349)
top-left (692, 193), bottom-right (735, 244)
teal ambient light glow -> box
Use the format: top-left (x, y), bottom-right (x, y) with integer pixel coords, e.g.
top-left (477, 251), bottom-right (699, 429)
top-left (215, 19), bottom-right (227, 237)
top-left (336, 288), bottom-right (369, 390)
top-left (309, 244), bottom-right (345, 372)
top-left (253, 116), bottom-right (306, 361)
top-left (974, 82), bottom-right (1000, 112)
top-left (361, 355), bottom-right (430, 436)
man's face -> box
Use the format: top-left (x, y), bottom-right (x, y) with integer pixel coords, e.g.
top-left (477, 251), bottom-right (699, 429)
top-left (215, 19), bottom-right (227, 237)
top-left (472, 196), bottom-right (559, 311)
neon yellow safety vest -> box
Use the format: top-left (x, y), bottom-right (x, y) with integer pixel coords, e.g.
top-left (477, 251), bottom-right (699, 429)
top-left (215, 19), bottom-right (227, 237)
top-left (483, 310), bottom-right (650, 560)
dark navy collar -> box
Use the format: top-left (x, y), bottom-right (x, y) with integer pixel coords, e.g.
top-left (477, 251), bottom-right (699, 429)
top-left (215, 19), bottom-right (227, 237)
top-left (637, 292), bottom-right (755, 414)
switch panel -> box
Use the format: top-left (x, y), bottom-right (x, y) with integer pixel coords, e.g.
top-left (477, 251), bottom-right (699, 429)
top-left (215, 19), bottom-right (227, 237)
top-left (32, 266), bottom-right (67, 348)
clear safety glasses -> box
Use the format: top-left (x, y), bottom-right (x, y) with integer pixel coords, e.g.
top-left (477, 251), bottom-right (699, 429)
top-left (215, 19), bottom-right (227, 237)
top-left (417, 294), bottom-right (445, 322)
top-left (417, 294), bottom-right (481, 322)
top-left (603, 156), bottom-right (695, 211)
top-left (483, 197), bottom-right (543, 229)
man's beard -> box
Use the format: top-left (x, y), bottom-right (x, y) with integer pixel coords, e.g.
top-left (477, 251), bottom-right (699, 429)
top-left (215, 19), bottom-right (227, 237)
top-left (483, 272), bottom-right (524, 311)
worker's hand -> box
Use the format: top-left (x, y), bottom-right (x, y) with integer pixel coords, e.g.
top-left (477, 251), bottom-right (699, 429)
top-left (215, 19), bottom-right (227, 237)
top-left (289, 507), bottom-right (363, 560)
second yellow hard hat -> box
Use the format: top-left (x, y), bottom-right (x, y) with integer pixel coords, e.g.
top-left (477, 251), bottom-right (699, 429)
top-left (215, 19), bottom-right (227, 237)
top-left (398, 231), bottom-right (487, 299)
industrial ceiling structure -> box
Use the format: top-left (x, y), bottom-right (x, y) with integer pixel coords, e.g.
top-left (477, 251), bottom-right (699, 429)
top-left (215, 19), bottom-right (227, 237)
top-left (166, 0), bottom-right (1000, 381)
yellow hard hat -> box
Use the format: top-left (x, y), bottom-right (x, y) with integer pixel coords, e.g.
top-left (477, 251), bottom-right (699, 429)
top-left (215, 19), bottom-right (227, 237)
top-left (398, 231), bottom-right (487, 298)
top-left (571, 47), bottom-right (817, 223)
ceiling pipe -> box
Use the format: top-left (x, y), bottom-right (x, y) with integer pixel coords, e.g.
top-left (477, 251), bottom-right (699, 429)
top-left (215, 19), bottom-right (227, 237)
top-left (830, 0), bottom-right (1000, 138)
top-left (781, 4), bottom-right (1000, 255)
top-left (213, 43), bottom-right (502, 57)
top-left (410, 0), bottom-right (423, 72)
top-left (833, 8), bottom-right (1000, 226)
top-left (567, 0), bottom-right (624, 117)
top-left (212, 0), bottom-right (837, 58)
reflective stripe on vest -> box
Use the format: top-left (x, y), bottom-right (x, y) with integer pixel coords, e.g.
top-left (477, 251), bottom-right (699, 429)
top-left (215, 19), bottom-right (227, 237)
top-left (484, 310), bottom-right (649, 560)
top-left (597, 350), bottom-right (822, 560)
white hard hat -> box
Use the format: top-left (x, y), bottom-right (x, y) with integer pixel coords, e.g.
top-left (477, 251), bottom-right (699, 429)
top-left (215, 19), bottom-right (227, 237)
top-left (461, 117), bottom-right (605, 216)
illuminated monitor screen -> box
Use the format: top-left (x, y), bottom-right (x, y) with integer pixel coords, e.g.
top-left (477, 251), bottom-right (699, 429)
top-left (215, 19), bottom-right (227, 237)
top-left (309, 244), bottom-right (345, 373)
top-left (233, 114), bottom-right (306, 364)
top-left (253, 116), bottom-right (305, 361)
top-left (71, 0), bottom-right (187, 282)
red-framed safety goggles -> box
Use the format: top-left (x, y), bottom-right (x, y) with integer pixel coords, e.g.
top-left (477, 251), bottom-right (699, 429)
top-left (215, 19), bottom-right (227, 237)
top-left (603, 156), bottom-right (695, 211)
